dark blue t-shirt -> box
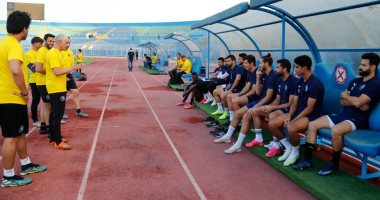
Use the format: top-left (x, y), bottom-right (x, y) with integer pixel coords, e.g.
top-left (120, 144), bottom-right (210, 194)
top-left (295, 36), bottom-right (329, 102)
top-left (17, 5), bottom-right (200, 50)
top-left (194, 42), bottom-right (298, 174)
top-left (229, 65), bottom-right (247, 92)
top-left (246, 68), bottom-right (257, 85)
top-left (342, 77), bottom-right (380, 123)
top-left (294, 75), bottom-right (324, 118)
top-left (259, 69), bottom-right (279, 104)
top-left (278, 75), bottom-right (298, 105)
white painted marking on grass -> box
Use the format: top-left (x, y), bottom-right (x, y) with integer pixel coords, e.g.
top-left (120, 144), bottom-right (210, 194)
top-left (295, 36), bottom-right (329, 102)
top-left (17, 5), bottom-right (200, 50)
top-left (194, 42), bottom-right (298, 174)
top-left (76, 65), bottom-right (117, 200)
top-left (131, 73), bottom-right (207, 200)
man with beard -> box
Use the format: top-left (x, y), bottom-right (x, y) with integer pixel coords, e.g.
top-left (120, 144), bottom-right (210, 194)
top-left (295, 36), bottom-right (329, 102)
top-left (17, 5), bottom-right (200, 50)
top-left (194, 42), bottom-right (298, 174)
top-left (293, 53), bottom-right (380, 176)
top-left (35, 33), bottom-right (55, 135)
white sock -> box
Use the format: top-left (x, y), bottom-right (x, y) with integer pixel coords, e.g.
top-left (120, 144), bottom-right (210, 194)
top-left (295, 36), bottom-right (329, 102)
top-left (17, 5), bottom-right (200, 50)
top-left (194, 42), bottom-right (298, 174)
top-left (254, 129), bottom-right (263, 142)
top-left (273, 141), bottom-right (280, 149)
top-left (3, 168), bottom-right (15, 177)
top-left (280, 138), bottom-right (292, 150)
top-left (229, 111), bottom-right (234, 121)
top-left (224, 107), bottom-right (229, 112)
top-left (217, 103), bottom-right (223, 111)
top-left (291, 145), bottom-right (300, 155)
top-left (20, 157), bottom-right (31, 166)
top-left (235, 133), bottom-right (246, 148)
top-left (225, 125), bottom-right (236, 138)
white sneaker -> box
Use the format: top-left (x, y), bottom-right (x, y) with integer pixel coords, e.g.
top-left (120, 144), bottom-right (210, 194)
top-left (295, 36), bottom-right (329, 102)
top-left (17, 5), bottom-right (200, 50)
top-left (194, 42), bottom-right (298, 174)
top-left (214, 134), bottom-right (231, 143)
top-left (283, 153), bottom-right (299, 166)
top-left (278, 148), bottom-right (291, 161)
top-left (224, 144), bottom-right (241, 154)
top-left (210, 100), bottom-right (216, 106)
top-left (264, 140), bottom-right (275, 149)
top-left (205, 98), bottom-right (214, 104)
top-left (32, 121), bottom-right (41, 127)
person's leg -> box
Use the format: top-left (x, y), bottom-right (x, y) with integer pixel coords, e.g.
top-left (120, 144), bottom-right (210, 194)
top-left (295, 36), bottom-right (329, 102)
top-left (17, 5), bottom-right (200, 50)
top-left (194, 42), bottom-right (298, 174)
top-left (130, 60), bottom-right (134, 71)
top-left (219, 90), bottom-right (231, 119)
top-left (251, 107), bottom-right (270, 143)
top-left (283, 117), bottom-right (310, 166)
top-left (318, 121), bottom-right (353, 175)
top-left (50, 92), bottom-right (70, 150)
top-left (29, 83), bottom-right (41, 124)
top-left (70, 89), bottom-right (88, 117)
top-left (231, 96), bottom-right (248, 111)
top-left (37, 86), bottom-right (51, 134)
top-left (223, 110), bottom-right (252, 154)
top-left (293, 115), bottom-right (331, 170)
top-left (268, 112), bottom-right (293, 161)
top-left (214, 106), bottom-right (248, 143)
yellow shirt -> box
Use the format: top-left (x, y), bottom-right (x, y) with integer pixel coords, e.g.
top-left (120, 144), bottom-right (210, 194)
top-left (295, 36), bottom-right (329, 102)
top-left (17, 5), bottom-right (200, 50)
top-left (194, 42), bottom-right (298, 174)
top-left (62, 49), bottom-right (74, 68)
top-left (25, 49), bottom-right (38, 84)
top-left (182, 59), bottom-right (192, 74)
top-left (152, 55), bottom-right (158, 64)
top-left (0, 35), bottom-right (28, 105)
top-left (35, 46), bottom-right (49, 86)
top-left (77, 52), bottom-right (83, 63)
top-left (45, 48), bottom-right (66, 94)
top-left (177, 59), bottom-right (184, 70)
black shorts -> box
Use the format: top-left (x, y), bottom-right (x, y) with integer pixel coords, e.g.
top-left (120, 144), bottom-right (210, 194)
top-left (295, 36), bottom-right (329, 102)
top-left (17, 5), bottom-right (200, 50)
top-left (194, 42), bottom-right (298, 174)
top-left (37, 85), bottom-right (51, 103)
top-left (67, 78), bottom-right (78, 90)
top-left (0, 104), bottom-right (29, 138)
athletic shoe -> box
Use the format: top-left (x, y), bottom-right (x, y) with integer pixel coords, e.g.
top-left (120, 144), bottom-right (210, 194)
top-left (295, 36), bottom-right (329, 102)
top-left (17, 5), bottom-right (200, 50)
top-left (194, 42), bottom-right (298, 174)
top-left (184, 104), bottom-right (195, 109)
top-left (214, 134), bottom-right (231, 143)
top-left (264, 140), bottom-right (275, 149)
top-left (209, 127), bottom-right (223, 135)
top-left (39, 128), bottom-right (48, 135)
top-left (318, 162), bottom-right (338, 176)
top-left (221, 120), bottom-right (230, 126)
top-left (176, 101), bottom-right (186, 106)
top-left (205, 98), bottom-right (214, 104)
top-left (210, 100), bottom-right (217, 106)
top-left (51, 142), bottom-right (71, 150)
top-left (76, 112), bottom-right (89, 118)
top-left (32, 121), bottom-right (41, 127)
top-left (278, 148), bottom-right (292, 161)
top-left (1, 176), bottom-right (32, 187)
top-left (218, 112), bottom-right (229, 120)
top-left (265, 148), bottom-right (281, 158)
top-left (212, 109), bottom-right (224, 115)
top-left (20, 163), bottom-right (48, 176)
top-left (224, 144), bottom-right (241, 154)
top-left (284, 153), bottom-right (299, 166)
top-left (245, 139), bottom-right (264, 148)
top-left (200, 98), bottom-right (207, 104)
top-left (62, 138), bottom-right (69, 143)
top-left (292, 159), bottom-right (312, 171)
top-left (62, 113), bottom-right (69, 119)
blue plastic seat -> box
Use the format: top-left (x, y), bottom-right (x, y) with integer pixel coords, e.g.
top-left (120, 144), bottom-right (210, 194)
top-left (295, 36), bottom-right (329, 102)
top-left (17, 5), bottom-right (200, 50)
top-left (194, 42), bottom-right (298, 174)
top-left (344, 130), bottom-right (380, 157)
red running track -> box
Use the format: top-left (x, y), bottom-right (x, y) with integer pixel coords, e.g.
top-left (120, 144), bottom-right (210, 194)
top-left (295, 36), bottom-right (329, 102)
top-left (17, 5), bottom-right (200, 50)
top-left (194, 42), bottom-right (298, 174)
top-left (0, 58), bottom-right (314, 200)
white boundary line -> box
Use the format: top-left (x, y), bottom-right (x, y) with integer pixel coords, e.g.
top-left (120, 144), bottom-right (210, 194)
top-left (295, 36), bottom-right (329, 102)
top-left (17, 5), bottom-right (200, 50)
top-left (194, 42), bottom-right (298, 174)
top-left (76, 65), bottom-right (117, 200)
top-left (131, 73), bottom-right (207, 200)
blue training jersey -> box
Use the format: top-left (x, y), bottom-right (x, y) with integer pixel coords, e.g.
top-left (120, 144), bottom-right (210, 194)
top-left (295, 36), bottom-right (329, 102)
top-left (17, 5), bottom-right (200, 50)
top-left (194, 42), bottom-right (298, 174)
top-left (294, 74), bottom-right (324, 117)
top-left (342, 77), bottom-right (380, 123)
top-left (278, 75), bottom-right (298, 105)
top-left (229, 65), bottom-right (247, 91)
top-left (259, 69), bottom-right (279, 104)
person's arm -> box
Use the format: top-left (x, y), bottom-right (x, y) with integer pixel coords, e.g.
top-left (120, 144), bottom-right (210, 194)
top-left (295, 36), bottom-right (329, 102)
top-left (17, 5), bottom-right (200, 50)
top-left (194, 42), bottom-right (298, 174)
top-left (254, 88), bottom-right (275, 107)
top-left (244, 83), bottom-right (257, 97)
top-left (229, 74), bottom-right (241, 91)
top-left (340, 90), bottom-right (371, 108)
top-left (35, 62), bottom-right (46, 73)
top-left (237, 82), bottom-right (251, 97)
top-left (284, 96), bottom-right (298, 127)
top-left (53, 65), bottom-right (81, 76)
top-left (9, 60), bottom-right (28, 95)
top-left (255, 70), bottom-right (263, 95)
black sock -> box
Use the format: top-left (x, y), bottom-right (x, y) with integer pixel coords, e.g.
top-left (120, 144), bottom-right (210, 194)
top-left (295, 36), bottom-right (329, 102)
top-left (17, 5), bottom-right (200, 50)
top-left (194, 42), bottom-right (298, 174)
top-left (304, 142), bottom-right (315, 161)
top-left (331, 151), bottom-right (342, 166)
top-left (41, 122), bottom-right (46, 129)
top-left (76, 109), bottom-right (81, 113)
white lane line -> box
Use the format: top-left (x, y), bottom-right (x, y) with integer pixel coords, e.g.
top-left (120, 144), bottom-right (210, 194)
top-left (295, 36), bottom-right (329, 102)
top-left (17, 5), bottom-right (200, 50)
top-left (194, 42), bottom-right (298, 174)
top-left (0, 67), bottom-right (104, 161)
top-left (131, 73), bottom-right (207, 200)
top-left (76, 65), bottom-right (117, 200)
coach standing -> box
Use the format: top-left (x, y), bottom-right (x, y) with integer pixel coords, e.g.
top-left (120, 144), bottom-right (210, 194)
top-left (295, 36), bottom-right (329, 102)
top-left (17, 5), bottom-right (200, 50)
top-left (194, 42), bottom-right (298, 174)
top-left (45, 34), bottom-right (81, 150)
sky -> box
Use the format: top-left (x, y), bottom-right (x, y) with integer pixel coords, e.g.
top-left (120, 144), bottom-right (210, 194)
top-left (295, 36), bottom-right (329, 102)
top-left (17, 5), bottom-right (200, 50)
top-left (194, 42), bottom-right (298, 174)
top-left (1, 0), bottom-right (247, 23)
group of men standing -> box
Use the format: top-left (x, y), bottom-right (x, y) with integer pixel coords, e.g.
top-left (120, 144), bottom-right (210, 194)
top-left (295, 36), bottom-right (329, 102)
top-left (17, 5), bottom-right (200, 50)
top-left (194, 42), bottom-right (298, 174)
top-left (0, 11), bottom-right (88, 187)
